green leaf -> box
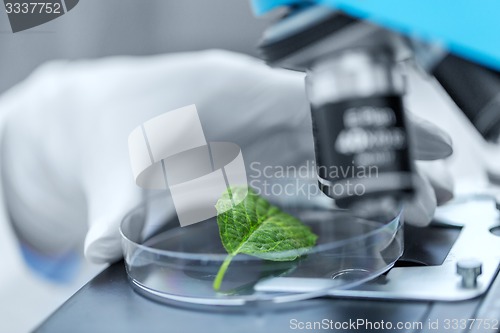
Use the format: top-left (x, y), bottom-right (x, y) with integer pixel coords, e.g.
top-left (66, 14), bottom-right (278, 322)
top-left (213, 186), bottom-right (317, 291)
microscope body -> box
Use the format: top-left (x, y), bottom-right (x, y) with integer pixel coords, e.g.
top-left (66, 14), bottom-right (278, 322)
top-left (254, 2), bottom-right (500, 217)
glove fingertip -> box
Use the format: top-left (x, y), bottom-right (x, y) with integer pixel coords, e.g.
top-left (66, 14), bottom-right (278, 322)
top-left (410, 113), bottom-right (454, 160)
top-left (403, 173), bottom-right (437, 227)
top-left (403, 203), bottom-right (435, 227)
top-left (84, 226), bottom-right (123, 264)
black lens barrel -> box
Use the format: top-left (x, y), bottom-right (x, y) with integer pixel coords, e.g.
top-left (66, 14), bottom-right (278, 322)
top-left (311, 95), bottom-right (414, 208)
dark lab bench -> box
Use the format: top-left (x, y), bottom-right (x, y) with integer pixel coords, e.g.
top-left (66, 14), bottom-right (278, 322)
top-left (35, 225), bottom-right (497, 333)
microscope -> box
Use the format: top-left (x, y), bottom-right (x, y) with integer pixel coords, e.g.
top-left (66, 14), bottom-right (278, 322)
top-left (246, 0), bottom-right (500, 315)
top-left (252, 0), bottom-right (500, 220)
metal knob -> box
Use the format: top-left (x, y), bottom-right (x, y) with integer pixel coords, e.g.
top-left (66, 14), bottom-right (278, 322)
top-left (456, 259), bottom-right (482, 288)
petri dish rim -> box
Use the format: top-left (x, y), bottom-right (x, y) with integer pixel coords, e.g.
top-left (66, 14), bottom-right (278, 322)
top-left (119, 194), bottom-right (403, 262)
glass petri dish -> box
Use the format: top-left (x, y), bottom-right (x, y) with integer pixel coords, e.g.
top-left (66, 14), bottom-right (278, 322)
top-left (120, 192), bottom-right (403, 305)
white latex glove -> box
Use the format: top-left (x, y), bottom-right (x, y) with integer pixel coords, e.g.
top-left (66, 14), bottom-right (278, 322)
top-left (0, 50), bottom-right (453, 264)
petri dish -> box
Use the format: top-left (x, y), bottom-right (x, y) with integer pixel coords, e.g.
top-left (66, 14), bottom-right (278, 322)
top-left (120, 192), bottom-right (403, 305)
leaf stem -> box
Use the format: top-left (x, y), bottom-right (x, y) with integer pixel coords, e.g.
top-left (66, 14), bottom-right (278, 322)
top-left (213, 254), bottom-right (235, 291)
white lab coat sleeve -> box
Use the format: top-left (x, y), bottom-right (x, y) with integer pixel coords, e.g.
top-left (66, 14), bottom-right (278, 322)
top-left (0, 62), bottom-right (75, 282)
top-left (0, 64), bottom-right (104, 333)
top-left (1, 61), bottom-right (91, 257)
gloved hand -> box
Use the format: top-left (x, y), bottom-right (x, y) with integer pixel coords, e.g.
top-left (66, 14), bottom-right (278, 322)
top-left (0, 50), bottom-right (453, 265)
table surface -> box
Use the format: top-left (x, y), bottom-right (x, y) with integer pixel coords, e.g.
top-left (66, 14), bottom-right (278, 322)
top-left (35, 224), bottom-right (493, 333)
top-left (35, 260), bottom-right (486, 333)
